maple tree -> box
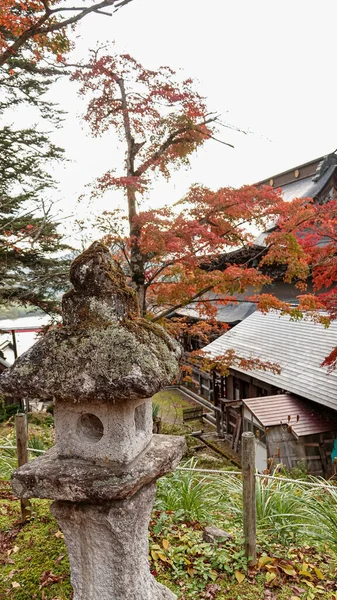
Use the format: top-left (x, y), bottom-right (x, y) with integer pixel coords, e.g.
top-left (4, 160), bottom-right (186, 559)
top-left (75, 49), bottom-right (240, 316)
top-left (254, 195), bottom-right (337, 369)
top-left (0, 0), bottom-right (134, 67)
top-left (76, 50), bottom-right (323, 339)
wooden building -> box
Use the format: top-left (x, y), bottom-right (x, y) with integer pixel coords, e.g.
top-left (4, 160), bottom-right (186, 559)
top-left (243, 394), bottom-right (337, 476)
top-left (185, 310), bottom-right (337, 475)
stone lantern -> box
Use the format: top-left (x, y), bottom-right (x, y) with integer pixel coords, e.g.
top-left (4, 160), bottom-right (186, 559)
top-left (0, 242), bottom-right (186, 600)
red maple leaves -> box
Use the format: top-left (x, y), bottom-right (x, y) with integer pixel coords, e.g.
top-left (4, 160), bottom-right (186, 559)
top-left (73, 51), bottom-right (219, 192)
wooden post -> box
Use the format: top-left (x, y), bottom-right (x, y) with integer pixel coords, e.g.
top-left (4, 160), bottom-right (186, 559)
top-left (220, 375), bottom-right (225, 399)
top-left (11, 329), bottom-right (18, 359)
top-left (242, 431), bottom-right (256, 565)
top-left (15, 413), bottom-right (31, 522)
top-left (213, 372), bottom-right (223, 438)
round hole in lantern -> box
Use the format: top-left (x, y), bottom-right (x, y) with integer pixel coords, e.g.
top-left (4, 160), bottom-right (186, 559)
top-left (77, 413), bottom-right (104, 443)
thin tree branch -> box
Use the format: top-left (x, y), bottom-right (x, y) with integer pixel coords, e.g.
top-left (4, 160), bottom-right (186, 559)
top-left (152, 285), bottom-right (215, 322)
top-left (0, 0), bottom-right (134, 67)
top-left (134, 116), bottom-right (219, 177)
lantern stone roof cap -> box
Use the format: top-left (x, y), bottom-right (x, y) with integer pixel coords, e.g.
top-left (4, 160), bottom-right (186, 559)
top-left (0, 242), bottom-right (181, 403)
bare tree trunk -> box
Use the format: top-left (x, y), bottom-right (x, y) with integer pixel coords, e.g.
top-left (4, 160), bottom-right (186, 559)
top-left (117, 74), bottom-right (147, 316)
top-left (127, 187), bottom-right (146, 315)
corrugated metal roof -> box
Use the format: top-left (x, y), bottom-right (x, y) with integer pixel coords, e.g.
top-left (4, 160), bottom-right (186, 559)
top-left (202, 311), bottom-right (337, 411)
top-left (175, 293), bottom-right (256, 324)
top-left (243, 394), bottom-right (337, 437)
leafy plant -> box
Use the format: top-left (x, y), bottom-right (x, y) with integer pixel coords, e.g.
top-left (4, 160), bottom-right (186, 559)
top-left (28, 412), bottom-right (54, 428)
top-left (298, 481), bottom-right (337, 551)
top-left (152, 403), bottom-right (161, 420)
top-left (0, 434), bottom-right (18, 479)
top-left (28, 436), bottom-right (46, 451)
top-left (0, 404), bottom-right (21, 423)
top-left (150, 524), bottom-right (248, 595)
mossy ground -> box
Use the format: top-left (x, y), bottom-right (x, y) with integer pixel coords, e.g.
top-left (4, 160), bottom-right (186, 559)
top-left (0, 499), bottom-right (336, 599)
top-left (0, 500), bottom-right (72, 599)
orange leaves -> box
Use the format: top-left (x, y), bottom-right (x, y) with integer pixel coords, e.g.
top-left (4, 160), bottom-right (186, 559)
top-left (0, 0), bottom-right (70, 61)
top-left (190, 348), bottom-right (281, 377)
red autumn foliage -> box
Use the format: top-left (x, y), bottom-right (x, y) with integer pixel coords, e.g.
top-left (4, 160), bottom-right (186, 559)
top-left (78, 48), bottom-right (337, 373)
top-left (258, 194), bottom-right (337, 368)
top-left (96, 183), bottom-right (287, 321)
top-left (0, 0), bottom-right (133, 66)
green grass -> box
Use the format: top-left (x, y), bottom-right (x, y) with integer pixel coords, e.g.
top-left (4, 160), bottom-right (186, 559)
top-left (152, 389), bottom-right (193, 425)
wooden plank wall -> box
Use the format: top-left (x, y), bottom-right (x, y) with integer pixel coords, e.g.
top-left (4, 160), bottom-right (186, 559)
top-left (266, 427), bottom-right (335, 476)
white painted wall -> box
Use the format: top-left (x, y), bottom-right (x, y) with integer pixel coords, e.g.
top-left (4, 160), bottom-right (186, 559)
top-left (243, 407), bottom-right (268, 472)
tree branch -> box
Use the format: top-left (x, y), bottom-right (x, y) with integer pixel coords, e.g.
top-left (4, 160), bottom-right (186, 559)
top-left (134, 116), bottom-right (219, 177)
top-left (0, 0), bottom-right (134, 67)
top-left (152, 285), bottom-right (215, 322)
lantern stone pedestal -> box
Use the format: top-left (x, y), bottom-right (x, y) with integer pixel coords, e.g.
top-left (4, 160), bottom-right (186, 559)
top-left (1, 242), bottom-right (186, 600)
top-left (51, 484), bottom-right (172, 600)
top-left (12, 436), bottom-right (185, 600)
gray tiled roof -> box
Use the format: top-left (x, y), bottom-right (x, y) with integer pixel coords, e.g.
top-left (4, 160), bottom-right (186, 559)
top-left (202, 311), bottom-right (337, 411)
top-left (277, 165), bottom-right (337, 202)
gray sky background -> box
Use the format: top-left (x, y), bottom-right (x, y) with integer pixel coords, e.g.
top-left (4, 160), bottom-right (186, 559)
top-left (24, 0), bottom-right (337, 241)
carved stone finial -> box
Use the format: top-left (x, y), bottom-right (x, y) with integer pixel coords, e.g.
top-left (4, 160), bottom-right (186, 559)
top-left (62, 242), bottom-right (139, 326)
top-left (0, 242), bottom-right (182, 404)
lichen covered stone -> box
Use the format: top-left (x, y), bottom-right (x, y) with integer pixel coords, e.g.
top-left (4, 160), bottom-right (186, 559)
top-left (0, 242), bottom-right (181, 403)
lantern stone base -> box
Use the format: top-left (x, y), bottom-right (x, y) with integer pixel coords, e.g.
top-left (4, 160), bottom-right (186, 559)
top-left (51, 483), bottom-right (176, 600)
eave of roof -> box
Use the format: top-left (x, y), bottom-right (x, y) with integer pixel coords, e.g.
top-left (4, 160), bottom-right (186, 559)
top-left (256, 152), bottom-right (337, 188)
top-left (175, 293), bottom-right (257, 324)
top-left (243, 393), bottom-right (337, 437)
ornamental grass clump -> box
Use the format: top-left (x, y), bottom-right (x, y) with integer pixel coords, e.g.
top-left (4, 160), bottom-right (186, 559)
top-left (157, 464), bottom-right (317, 545)
top-left (297, 479), bottom-right (337, 551)
top-left (218, 473), bottom-right (309, 544)
top-left (155, 459), bottom-right (224, 522)
top-left (0, 435), bottom-right (17, 479)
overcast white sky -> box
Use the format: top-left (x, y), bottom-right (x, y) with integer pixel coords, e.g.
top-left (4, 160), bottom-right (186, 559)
top-left (37, 0), bottom-right (337, 239)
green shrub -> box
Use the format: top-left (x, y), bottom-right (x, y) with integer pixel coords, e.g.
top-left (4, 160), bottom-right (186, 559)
top-left (28, 411), bottom-right (54, 427)
top-left (0, 403), bottom-right (21, 423)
